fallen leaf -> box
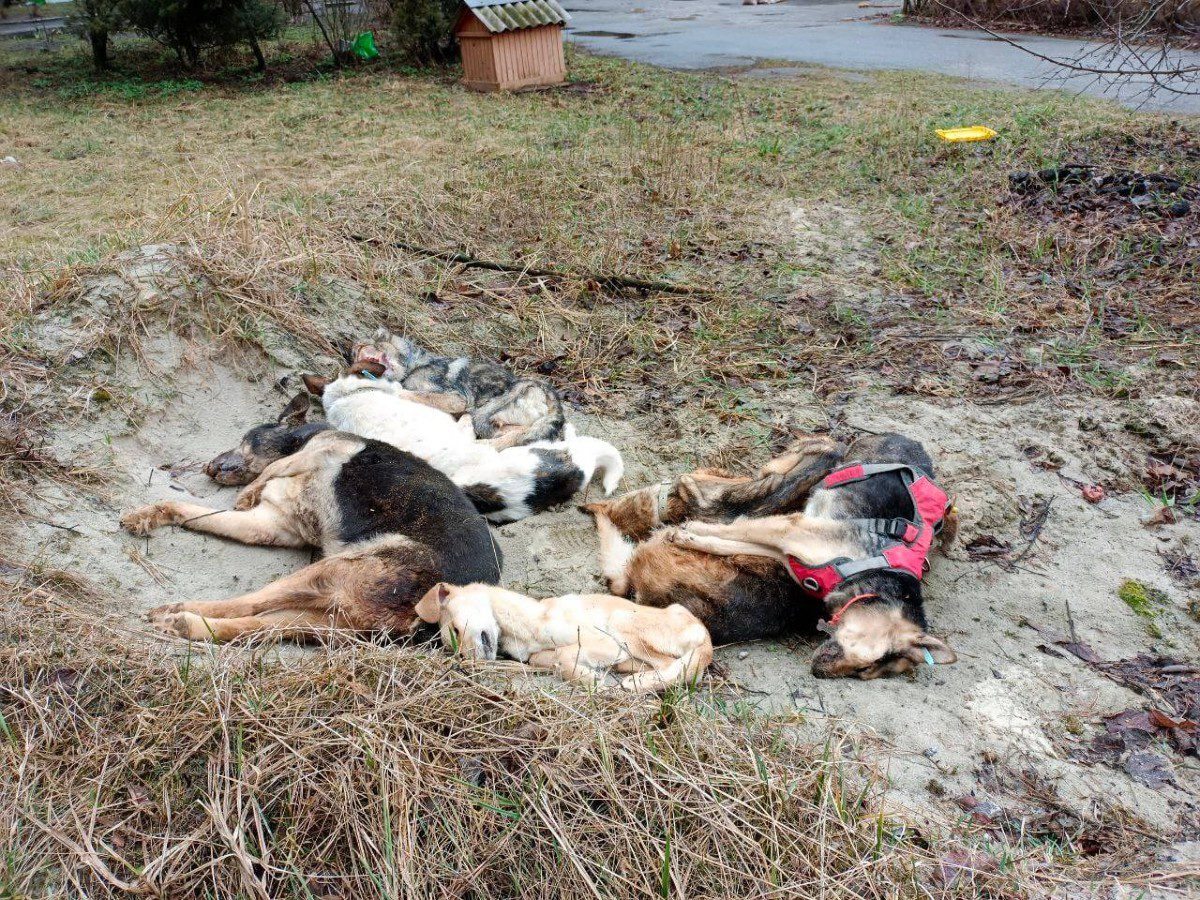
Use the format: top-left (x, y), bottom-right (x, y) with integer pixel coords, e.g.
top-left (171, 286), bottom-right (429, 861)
top-left (1147, 460), bottom-right (1183, 480)
top-left (964, 534), bottom-right (1011, 559)
top-left (934, 848), bottom-right (998, 889)
top-left (1144, 506), bottom-right (1179, 528)
top-left (1150, 709), bottom-right (1198, 732)
top-left (1125, 751), bottom-right (1174, 789)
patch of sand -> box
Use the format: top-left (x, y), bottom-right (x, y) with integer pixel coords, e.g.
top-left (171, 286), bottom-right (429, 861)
top-left (14, 251), bottom-right (1200, 841)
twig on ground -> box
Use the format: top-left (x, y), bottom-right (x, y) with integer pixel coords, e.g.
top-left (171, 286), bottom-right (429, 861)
top-left (346, 233), bottom-right (712, 296)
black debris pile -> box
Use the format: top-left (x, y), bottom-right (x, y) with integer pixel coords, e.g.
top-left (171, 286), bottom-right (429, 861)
top-left (1008, 164), bottom-right (1195, 221)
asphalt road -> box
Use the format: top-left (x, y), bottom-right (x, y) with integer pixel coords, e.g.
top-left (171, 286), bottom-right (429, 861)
top-left (563, 0), bottom-right (1200, 114)
top-left (0, 15), bottom-right (67, 37)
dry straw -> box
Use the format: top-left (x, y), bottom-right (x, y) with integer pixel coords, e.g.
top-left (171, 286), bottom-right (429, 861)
top-left (0, 572), bottom-right (1016, 900)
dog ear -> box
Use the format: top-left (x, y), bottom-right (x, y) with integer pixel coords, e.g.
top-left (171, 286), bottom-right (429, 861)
top-left (277, 392), bottom-right (310, 427)
top-left (347, 360), bottom-right (387, 378)
top-left (415, 583), bottom-right (446, 623)
top-left (301, 374), bottom-right (330, 396)
top-left (415, 583), bottom-right (452, 623)
top-left (903, 633), bottom-right (957, 667)
top-left (938, 500), bottom-right (960, 553)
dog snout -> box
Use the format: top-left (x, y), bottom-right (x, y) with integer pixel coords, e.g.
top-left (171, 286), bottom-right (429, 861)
top-left (204, 451), bottom-right (253, 486)
top-left (810, 639), bottom-right (844, 679)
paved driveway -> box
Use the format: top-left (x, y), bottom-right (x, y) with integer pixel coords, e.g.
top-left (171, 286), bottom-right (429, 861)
top-left (564, 0), bottom-right (1200, 113)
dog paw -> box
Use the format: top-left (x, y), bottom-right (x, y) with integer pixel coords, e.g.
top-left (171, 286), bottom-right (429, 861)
top-left (233, 486), bottom-right (261, 510)
top-left (120, 503), bottom-right (177, 535)
top-left (148, 608), bottom-right (210, 641)
top-left (621, 672), bottom-right (667, 693)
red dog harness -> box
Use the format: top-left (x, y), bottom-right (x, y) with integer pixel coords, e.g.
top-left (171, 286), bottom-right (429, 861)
top-left (785, 462), bottom-right (950, 600)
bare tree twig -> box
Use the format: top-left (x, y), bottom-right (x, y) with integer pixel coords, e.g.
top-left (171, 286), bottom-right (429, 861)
top-left (916, 0), bottom-right (1200, 96)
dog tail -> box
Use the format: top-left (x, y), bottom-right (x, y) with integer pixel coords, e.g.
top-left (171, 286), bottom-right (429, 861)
top-left (620, 625), bottom-right (713, 694)
top-left (564, 428), bottom-right (624, 495)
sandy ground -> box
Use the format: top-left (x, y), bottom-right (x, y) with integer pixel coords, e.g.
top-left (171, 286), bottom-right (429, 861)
top-left (16, 248), bottom-right (1200, 845)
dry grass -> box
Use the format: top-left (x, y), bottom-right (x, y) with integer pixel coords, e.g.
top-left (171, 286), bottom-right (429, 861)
top-left (0, 575), bottom-right (1028, 900)
top-left (3, 46), bottom-right (1196, 420)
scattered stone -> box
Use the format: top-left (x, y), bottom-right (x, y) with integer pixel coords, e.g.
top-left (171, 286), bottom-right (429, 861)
top-left (1081, 484), bottom-right (1105, 503)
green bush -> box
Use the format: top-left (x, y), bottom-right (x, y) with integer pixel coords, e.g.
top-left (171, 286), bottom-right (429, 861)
top-left (69, 0), bottom-right (127, 70)
top-left (391, 0), bottom-right (460, 65)
top-left (121, 0), bottom-right (286, 69)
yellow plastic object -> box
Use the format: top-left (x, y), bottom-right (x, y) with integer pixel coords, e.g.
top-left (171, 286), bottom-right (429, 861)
top-left (936, 126), bottom-right (998, 143)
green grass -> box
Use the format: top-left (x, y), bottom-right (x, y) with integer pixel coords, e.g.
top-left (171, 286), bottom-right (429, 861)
top-left (1118, 578), bottom-right (1169, 637)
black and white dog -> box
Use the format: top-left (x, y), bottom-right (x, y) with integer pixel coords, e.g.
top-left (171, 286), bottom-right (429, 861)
top-left (206, 379), bottom-right (624, 524)
top-left (125, 429), bottom-right (502, 643)
top-left (312, 373), bottom-right (623, 522)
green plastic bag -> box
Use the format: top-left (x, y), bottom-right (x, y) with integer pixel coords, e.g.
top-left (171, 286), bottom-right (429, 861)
top-left (351, 31), bottom-right (379, 61)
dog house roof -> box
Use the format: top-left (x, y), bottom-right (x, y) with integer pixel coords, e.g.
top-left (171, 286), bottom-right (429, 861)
top-left (462, 0), bottom-right (570, 33)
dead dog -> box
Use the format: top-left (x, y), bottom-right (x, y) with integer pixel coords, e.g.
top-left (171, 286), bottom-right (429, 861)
top-left (121, 429), bottom-right (502, 642)
top-left (415, 582), bottom-right (712, 693)
top-left (204, 392), bottom-right (331, 485)
top-left (356, 329), bottom-right (565, 450)
top-left (585, 433), bottom-right (958, 679)
top-left (302, 370), bottom-right (623, 523)
top-left (583, 436), bottom-right (842, 647)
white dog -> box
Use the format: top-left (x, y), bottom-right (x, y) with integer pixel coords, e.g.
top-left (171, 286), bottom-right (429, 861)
top-left (416, 582), bottom-right (713, 693)
top-left (313, 374), bottom-right (623, 523)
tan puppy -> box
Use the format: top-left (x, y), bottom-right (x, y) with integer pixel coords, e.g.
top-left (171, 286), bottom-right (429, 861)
top-left (415, 583), bottom-right (713, 693)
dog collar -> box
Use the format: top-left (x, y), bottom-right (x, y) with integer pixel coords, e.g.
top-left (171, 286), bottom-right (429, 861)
top-left (827, 592), bottom-right (878, 627)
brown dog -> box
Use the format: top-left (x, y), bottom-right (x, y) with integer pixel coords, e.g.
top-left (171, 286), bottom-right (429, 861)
top-left (585, 433), bottom-right (958, 679)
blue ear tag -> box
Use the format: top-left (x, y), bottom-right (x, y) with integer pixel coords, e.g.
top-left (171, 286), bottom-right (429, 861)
top-left (922, 648), bottom-right (937, 668)
top-left (362, 370), bottom-right (379, 380)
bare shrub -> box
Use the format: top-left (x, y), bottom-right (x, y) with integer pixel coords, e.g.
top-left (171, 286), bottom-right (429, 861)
top-left (904, 0), bottom-right (1200, 95)
top-left (904, 0), bottom-right (1199, 29)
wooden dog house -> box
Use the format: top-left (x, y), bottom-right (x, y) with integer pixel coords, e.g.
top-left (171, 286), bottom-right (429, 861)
top-left (455, 0), bottom-right (570, 92)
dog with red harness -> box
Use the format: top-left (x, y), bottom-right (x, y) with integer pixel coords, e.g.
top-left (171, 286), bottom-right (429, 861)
top-left (665, 433), bottom-right (958, 679)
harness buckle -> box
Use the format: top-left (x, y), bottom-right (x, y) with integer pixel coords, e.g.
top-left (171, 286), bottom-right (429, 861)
top-left (801, 577), bottom-right (821, 593)
top-left (879, 518), bottom-right (914, 540)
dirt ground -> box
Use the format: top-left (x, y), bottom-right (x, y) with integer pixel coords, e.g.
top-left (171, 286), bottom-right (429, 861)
top-left (15, 245), bottom-right (1199, 859)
